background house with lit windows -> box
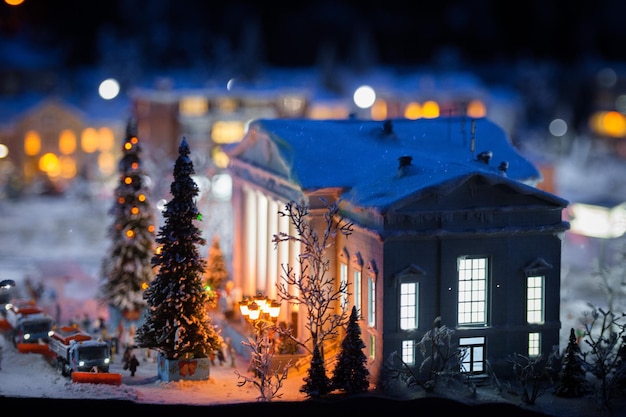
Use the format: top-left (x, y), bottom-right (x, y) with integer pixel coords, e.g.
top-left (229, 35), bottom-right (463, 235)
top-left (226, 116), bottom-right (569, 385)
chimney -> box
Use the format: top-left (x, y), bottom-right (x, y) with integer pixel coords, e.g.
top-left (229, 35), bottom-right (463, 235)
top-left (477, 151), bottom-right (492, 164)
top-left (398, 155), bottom-right (412, 168)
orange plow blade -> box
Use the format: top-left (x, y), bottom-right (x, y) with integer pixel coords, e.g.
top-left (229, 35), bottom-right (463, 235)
top-left (16, 343), bottom-right (50, 355)
top-left (72, 372), bottom-right (122, 385)
top-left (0, 319), bottom-right (10, 330)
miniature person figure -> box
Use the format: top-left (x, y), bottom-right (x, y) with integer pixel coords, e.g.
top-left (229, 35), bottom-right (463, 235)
top-left (128, 354), bottom-right (140, 377)
top-left (122, 347), bottom-right (132, 370)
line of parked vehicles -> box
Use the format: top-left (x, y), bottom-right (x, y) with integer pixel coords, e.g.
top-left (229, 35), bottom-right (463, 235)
top-left (0, 279), bottom-right (121, 385)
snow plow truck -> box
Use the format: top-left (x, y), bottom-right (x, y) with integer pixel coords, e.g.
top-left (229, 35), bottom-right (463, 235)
top-left (4, 299), bottom-right (54, 354)
top-left (48, 325), bottom-right (122, 385)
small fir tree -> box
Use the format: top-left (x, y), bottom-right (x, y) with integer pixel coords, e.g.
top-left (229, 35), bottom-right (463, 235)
top-left (300, 343), bottom-right (331, 398)
top-left (331, 305), bottom-right (370, 394)
top-left (134, 138), bottom-right (222, 360)
top-left (553, 327), bottom-right (590, 398)
top-left (99, 118), bottom-right (156, 321)
top-left (203, 236), bottom-right (229, 309)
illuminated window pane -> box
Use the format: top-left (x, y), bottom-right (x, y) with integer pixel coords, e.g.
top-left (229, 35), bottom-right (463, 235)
top-left (211, 121), bottom-right (245, 144)
top-left (179, 96), bottom-right (209, 116)
top-left (401, 340), bottom-right (415, 365)
top-left (98, 152), bottom-right (116, 176)
top-left (528, 332), bottom-right (541, 357)
top-left (59, 155), bottom-right (76, 179)
top-left (404, 102), bottom-right (422, 119)
top-left (370, 99), bottom-right (387, 120)
top-left (422, 100), bottom-right (440, 118)
top-left (98, 127), bottom-right (115, 152)
top-left (368, 276), bottom-right (376, 327)
top-left (527, 276), bottom-right (544, 324)
top-left (81, 128), bottom-right (99, 153)
top-left (354, 270), bottom-right (361, 317)
top-left (467, 99), bottom-right (486, 118)
top-left (457, 257), bottom-right (487, 325)
top-left (58, 130), bottom-right (76, 154)
top-left (400, 282), bottom-right (418, 330)
top-left (24, 130), bottom-right (41, 155)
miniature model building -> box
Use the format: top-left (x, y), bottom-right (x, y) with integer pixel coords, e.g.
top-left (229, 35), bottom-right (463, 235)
top-left (226, 117), bottom-right (569, 386)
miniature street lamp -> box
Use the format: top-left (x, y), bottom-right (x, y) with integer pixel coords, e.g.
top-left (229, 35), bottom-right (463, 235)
top-left (239, 292), bottom-right (281, 327)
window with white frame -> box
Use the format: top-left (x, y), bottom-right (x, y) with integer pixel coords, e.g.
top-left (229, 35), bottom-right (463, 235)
top-left (401, 340), bottom-right (415, 365)
top-left (368, 276), bottom-right (375, 327)
top-left (369, 335), bottom-right (376, 359)
top-left (400, 282), bottom-right (418, 330)
top-left (527, 276), bottom-right (545, 324)
top-left (457, 257), bottom-right (487, 325)
top-left (528, 332), bottom-right (541, 357)
top-left (354, 269), bottom-right (362, 316)
top-left (340, 262), bottom-right (348, 309)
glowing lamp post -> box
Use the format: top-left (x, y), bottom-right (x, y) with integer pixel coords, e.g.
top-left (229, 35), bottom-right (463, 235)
top-left (239, 292), bottom-right (281, 328)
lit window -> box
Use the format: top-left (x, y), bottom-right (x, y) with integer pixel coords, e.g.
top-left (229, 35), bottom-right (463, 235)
top-left (340, 263), bottom-right (348, 309)
top-left (368, 276), bottom-right (376, 327)
top-left (98, 127), bottom-right (115, 152)
top-left (422, 100), bottom-right (440, 118)
top-left (401, 340), bottom-right (415, 365)
top-left (58, 129), bottom-right (76, 155)
top-left (211, 121), bottom-right (245, 144)
top-left (467, 99), bottom-right (486, 118)
top-left (404, 102), bottom-right (422, 119)
top-left (370, 99), bottom-right (387, 120)
top-left (369, 335), bottom-right (375, 359)
top-left (457, 257), bottom-right (487, 325)
top-left (179, 96), bottom-right (208, 116)
top-left (81, 128), bottom-right (99, 153)
top-left (528, 332), bottom-right (541, 357)
top-left (353, 270), bottom-right (362, 317)
top-left (527, 276), bottom-right (544, 324)
top-left (400, 282), bottom-right (418, 330)
top-left (24, 130), bottom-right (41, 156)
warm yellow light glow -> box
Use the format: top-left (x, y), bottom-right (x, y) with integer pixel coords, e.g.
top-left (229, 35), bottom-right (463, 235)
top-left (81, 128), bottom-right (99, 153)
top-left (124, 142), bottom-right (132, 150)
top-left (98, 152), bottom-right (115, 176)
top-left (269, 301), bottom-right (281, 318)
top-left (124, 176), bottom-right (132, 184)
top-left (131, 207), bottom-right (139, 215)
top-left (155, 245), bottom-right (163, 255)
top-left (0, 144), bottom-right (8, 159)
top-left (404, 102), bottom-right (422, 119)
top-left (148, 225), bottom-right (155, 233)
top-left (24, 131), bottom-right (41, 156)
top-left (126, 230), bottom-right (135, 238)
top-left (211, 121), bottom-right (245, 144)
top-left (212, 148), bottom-right (230, 169)
top-left (59, 156), bottom-right (76, 179)
top-left (307, 103), bottom-right (350, 119)
top-left (98, 127), bottom-right (115, 152)
top-left (422, 100), bottom-right (440, 118)
top-left (179, 96), bottom-right (209, 116)
top-left (39, 153), bottom-right (60, 176)
top-left (467, 99), bottom-right (486, 118)
top-left (370, 99), bottom-right (387, 120)
top-left (138, 194), bottom-right (146, 202)
top-left (58, 130), bottom-right (77, 154)
top-left (603, 111), bottom-right (626, 137)
top-left (5, 0), bottom-right (24, 6)
top-left (247, 302), bottom-right (260, 321)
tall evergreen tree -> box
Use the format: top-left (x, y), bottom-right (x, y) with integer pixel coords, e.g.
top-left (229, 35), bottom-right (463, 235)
top-left (331, 305), bottom-right (370, 394)
top-left (134, 138), bottom-right (222, 360)
top-left (99, 118), bottom-right (156, 321)
top-left (204, 236), bottom-right (229, 309)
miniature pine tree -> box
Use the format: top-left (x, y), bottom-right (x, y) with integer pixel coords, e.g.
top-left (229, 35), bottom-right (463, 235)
top-left (331, 305), bottom-right (370, 394)
top-left (553, 327), bottom-right (590, 398)
top-left (300, 343), bottom-right (332, 398)
top-left (203, 236), bottom-right (229, 308)
top-left (134, 138), bottom-right (222, 360)
top-left (99, 117), bottom-right (156, 321)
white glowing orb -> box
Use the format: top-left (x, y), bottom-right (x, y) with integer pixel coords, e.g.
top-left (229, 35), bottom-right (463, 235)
top-left (212, 174), bottom-right (232, 201)
top-left (0, 144), bottom-right (8, 158)
top-left (353, 85), bottom-right (376, 109)
top-left (98, 78), bottom-right (120, 100)
top-left (156, 199), bottom-right (167, 212)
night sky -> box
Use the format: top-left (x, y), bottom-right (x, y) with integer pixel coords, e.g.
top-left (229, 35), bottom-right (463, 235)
top-left (2, 0), bottom-right (626, 70)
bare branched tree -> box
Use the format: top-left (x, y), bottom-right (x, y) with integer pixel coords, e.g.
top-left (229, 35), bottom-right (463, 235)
top-left (272, 198), bottom-right (353, 364)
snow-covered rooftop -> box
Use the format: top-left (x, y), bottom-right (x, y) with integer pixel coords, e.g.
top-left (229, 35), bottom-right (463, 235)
top-left (233, 117), bottom-right (558, 211)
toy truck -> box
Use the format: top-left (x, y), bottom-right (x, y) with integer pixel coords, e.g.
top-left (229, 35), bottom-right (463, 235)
top-left (5, 299), bottom-right (54, 354)
top-left (48, 325), bottom-right (122, 385)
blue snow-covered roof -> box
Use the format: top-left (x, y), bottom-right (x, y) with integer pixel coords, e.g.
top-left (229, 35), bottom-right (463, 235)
top-left (230, 117), bottom-right (562, 211)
